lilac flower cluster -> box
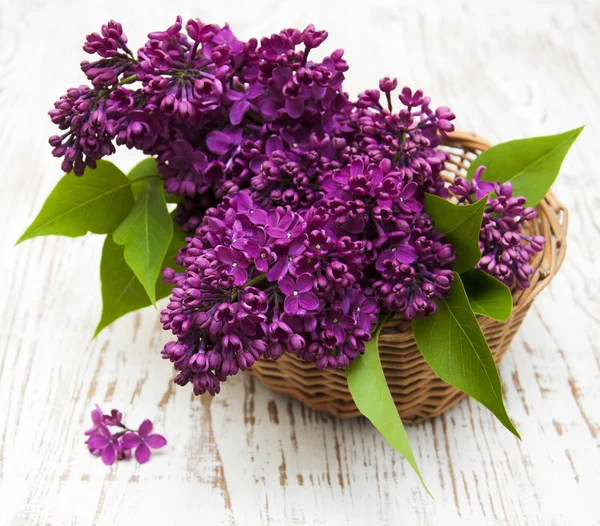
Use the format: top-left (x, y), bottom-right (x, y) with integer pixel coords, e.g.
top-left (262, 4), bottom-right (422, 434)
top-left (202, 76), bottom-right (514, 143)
top-left (349, 83), bottom-right (453, 197)
top-left (450, 167), bottom-right (545, 289)
top-left (160, 187), bottom-right (455, 395)
top-left (85, 405), bottom-right (166, 465)
top-left (50, 19), bottom-right (545, 397)
top-left (49, 16), bottom-right (349, 186)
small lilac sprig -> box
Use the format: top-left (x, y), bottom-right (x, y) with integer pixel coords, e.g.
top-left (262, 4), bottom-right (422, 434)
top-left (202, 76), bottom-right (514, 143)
top-left (85, 405), bottom-right (167, 465)
top-left (450, 167), bottom-right (546, 289)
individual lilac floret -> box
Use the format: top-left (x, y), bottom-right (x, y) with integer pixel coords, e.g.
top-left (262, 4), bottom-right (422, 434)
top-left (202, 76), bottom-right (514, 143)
top-left (84, 404), bottom-right (123, 435)
top-left (121, 420), bottom-right (167, 464)
top-left (86, 424), bottom-right (128, 465)
top-left (84, 405), bottom-right (167, 466)
top-left (279, 274), bottom-right (319, 314)
top-left (450, 167), bottom-right (545, 289)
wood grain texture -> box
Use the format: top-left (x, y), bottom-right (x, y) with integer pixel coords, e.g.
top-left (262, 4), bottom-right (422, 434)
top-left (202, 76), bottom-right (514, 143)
top-left (0, 1), bottom-right (599, 524)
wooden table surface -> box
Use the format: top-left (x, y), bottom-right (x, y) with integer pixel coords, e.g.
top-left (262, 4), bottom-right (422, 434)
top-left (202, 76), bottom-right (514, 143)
top-left (1, 1), bottom-right (599, 524)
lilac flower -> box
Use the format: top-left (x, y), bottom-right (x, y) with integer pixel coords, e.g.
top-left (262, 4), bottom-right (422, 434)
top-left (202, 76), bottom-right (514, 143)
top-left (243, 239), bottom-right (274, 273)
top-left (372, 213), bottom-right (456, 319)
top-left (48, 86), bottom-right (117, 175)
top-left (103, 408), bottom-right (123, 426)
top-left (86, 424), bottom-right (122, 465)
top-left (265, 211), bottom-right (307, 245)
top-left (215, 246), bottom-right (249, 285)
top-left (451, 166), bottom-right (495, 202)
top-left (301, 24), bottom-right (328, 50)
top-left (84, 405), bottom-right (167, 466)
top-left (85, 405), bottom-right (123, 435)
top-left (450, 170), bottom-right (545, 289)
top-left (226, 83), bottom-right (264, 125)
top-left (379, 76), bottom-right (398, 93)
top-left (322, 308), bottom-right (356, 343)
top-left (233, 193), bottom-right (268, 224)
top-left (83, 20), bottom-right (131, 58)
top-left (122, 420), bottom-right (167, 464)
top-left (53, 20), bottom-right (494, 392)
top-left (279, 274), bottom-right (319, 314)
top-left (471, 166), bottom-right (496, 201)
top-left (84, 404), bottom-right (105, 436)
top-left (160, 140), bottom-right (208, 196)
top-left (267, 238), bottom-right (305, 281)
top-left (376, 243), bottom-right (419, 270)
top-left (397, 182), bottom-right (422, 213)
top-left (206, 127), bottom-right (243, 156)
top-left (350, 82), bottom-right (454, 194)
top-left (347, 290), bottom-right (379, 332)
top-left (160, 172), bottom-right (455, 385)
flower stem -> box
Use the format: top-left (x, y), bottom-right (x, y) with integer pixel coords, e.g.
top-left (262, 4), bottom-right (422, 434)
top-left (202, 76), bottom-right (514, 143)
top-left (245, 273), bottom-right (267, 288)
top-left (119, 74), bottom-right (137, 86)
top-left (301, 47), bottom-right (311, 67)
top-left (230, 273), bottom-right (268, 302)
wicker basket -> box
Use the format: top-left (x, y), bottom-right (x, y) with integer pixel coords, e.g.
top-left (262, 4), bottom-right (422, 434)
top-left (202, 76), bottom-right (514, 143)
top-left (246, 130), bottom-right (568, 422)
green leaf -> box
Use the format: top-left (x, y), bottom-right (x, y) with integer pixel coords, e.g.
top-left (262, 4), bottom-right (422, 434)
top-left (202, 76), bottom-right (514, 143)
top-left (156, 223), bottom-right (187, 298)
top-left (462, 269), bottom-right (513, 322)
top-left (467, 127), bottom-right (583, 207)
top-left (347, 314), bottom-right (430, 495)
top-left (165, 194), bottom-right (185, 204)
top-left (128, 157), bottom-right (183, 203)
top-left (17, 161), bottom-right (134, 244)
top-left (113, 178), bottom-right (173, 305)
top-left (95, 227), bottom-right (187, 337)
top-left (424, 194), bottom-right (487, 274)
top-left (413, 272), bottom-right (520, 438)
top-left (128, 158), bottom-right (160, 199)
top-left (95, 235), bottom-right (153, 337)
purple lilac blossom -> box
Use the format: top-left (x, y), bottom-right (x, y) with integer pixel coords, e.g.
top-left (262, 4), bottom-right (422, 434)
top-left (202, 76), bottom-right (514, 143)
top-left (159, 190), bottom-right (455, 394)
top-left (51, 20), bottom-right (545, 398)
top-left (86, 423), bottom-right (126, 465)
top-left (49, 17), bottom-right (350, 186)
top-left (85, 405), bottom-right (166, 466)
top-left (450, 167), bottom-right (545, 289)
top-left (122, 419), bottom-right (168, 464)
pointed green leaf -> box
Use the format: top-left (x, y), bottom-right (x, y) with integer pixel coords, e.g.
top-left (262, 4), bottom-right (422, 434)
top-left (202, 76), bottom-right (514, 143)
top-left (462, 269), bottom-right (513, 322)
top-left (95, 227), bottom-right (187, 336)
top-left (413, 272), bottom-right (520, 438)
top-left (95, 235), bottom-right (153, 337)
top-left (113, 178), bottom-right (173, 305)
top-left (128, 157), bottom-right (183, 203)
top-left (165, 194), bottom-right (185, 204)
top-left (17, 161), bottom-right (134, 244)
top-left (424, 194), bottom-right (487, 274)
top-left (467, 127), bottom-right (583, 207)
top-left (347, 315), bottom-right (430, 494)
top-left (156, 224), bottom-right (188, 299)
top-left (128, 158), bottom-right (160, 199)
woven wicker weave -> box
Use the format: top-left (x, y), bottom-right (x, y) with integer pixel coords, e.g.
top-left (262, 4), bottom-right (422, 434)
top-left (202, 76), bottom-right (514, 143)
top-left (246, 130), bottom-right (568, 422)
